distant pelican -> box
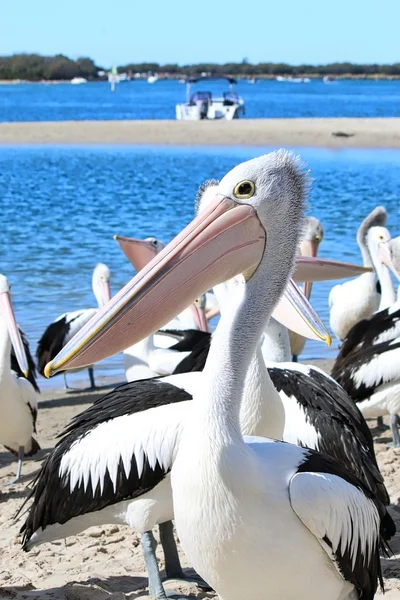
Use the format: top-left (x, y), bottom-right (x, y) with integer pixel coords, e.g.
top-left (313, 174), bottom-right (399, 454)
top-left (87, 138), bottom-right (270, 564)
top-left (0, 274), bottom-right (40, 481)
top-left (332, 238), bottom-right (400, 444)
top-left (45, 152), bottom-right (386, 600)
top-left (289, 216), bottom-right (324, 361)
top-left (329, 206), bottom-right (393, 341)
top-left (36, 263), bottom-right (111, 389)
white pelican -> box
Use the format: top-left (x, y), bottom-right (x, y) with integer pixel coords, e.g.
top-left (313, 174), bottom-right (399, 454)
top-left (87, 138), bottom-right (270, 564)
top-left (0, 274), bottom-right (40, 481)
top-left (36, 263), bottom-right (111, 389)
top-left (332, 238), bottom-right (400, 444)
top-left (44, 151), bottom-right (386, 599)
top-left (289, 215), bottom-right (324, 361)
top-left (328, 206), bottom-right (392, 341)
top-left (21, 274), bottom-right (330, 599)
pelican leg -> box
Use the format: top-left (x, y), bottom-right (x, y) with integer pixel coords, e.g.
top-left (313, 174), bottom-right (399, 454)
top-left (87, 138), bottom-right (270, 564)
top-left (159, 521), bottom-right (211, 590)
top-left (63, 373), bottom-right (72, 391)
top-left (141, 531), bottom-right (190, 599)
top-left (390, 415), bottom-right (400, 448)
top-left (5, 446), bottom-right (24, 486)
top-left (292, 354), bottom-right (298, 363)
top-left (88, 367), bottom-right (96, 389)
top-left (376, 416), bottom-right (389, 430)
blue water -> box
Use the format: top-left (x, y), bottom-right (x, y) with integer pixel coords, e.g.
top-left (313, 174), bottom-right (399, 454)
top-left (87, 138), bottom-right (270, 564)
top-left (0, 145), bottom-right (399, 390)
top-left (1, 79), bottom-right (400, 122)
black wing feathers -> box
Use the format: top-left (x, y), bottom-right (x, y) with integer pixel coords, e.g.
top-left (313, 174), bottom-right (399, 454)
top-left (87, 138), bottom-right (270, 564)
top-left (21, 379), bottom-right (190, 546)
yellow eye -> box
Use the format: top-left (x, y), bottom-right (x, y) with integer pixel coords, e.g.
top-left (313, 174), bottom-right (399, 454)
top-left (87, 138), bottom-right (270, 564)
top-left (315, 235), bottom-right (321, 242)
top-left (379, 235), bottom-right (385, 241)
top-left (233, 180), bottom-right (255, 199)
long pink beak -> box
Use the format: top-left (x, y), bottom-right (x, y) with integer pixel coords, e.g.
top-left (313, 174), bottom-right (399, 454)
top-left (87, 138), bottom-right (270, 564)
top-left (0, 292), bottom-right (29, 377)
top-left (378, 242), bottom-right (400, 281)
top-left (299, 239), bottom-right (320, 298)
top-left (45, 195), bottom-right (267, 374)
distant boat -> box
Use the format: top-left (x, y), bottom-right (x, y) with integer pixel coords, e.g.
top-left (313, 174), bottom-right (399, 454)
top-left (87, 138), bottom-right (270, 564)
top-left (248, 77), bottom-right (257, 84)
top-left (276, 76), bottom-right (310, 83)
top-left (323, 75), bottom-right (336, 83)
top-left (176, 75), bottom-right (245, 121)
top-left (70, 77), bottom-right (87, 85)
top-left (147, 74), bottom-right (159, 84)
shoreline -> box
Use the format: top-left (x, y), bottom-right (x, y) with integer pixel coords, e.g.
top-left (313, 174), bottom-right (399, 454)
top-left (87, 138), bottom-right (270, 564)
top-left (1, 118), bottom-right (400, 148)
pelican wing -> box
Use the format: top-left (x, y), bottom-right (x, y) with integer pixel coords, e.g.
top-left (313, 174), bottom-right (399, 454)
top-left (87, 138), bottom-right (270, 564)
top-left (20, 379), bottom-right (190, 547)
top-left (290, 452), bottom-right (383, 598)
top-left (333, 337), bottom-right (400, 402)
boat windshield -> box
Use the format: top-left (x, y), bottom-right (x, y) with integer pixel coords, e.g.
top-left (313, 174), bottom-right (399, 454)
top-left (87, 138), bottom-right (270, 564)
top-left (189, 91), bottom-right (212, 105)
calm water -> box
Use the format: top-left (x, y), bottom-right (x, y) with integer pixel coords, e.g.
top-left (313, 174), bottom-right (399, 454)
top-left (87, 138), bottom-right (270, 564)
top-left (1, 79), bottom-right (400, 122)
top-left (0, 145), bottom-right (399, 390)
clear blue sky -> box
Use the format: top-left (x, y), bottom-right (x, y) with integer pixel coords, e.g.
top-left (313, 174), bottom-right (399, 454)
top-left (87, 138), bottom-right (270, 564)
top-left (2, 0), bottom-right (399, 67)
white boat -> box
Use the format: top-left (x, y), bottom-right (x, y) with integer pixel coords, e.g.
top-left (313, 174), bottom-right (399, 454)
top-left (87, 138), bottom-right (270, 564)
top-left (276, 76), bottom-right (310, 83)
top-left (147, 74), bottom-right (158, 84)
top-left (176, 76), bottom-right (245, 121)
top-left (323, 75), bottom-right (336, 83)
top-left (70, 77), bottom-right (87, 85)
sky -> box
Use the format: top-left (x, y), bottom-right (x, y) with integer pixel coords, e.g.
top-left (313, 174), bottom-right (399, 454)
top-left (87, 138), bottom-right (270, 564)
top-left (2, 0), bottom-right (399, 67)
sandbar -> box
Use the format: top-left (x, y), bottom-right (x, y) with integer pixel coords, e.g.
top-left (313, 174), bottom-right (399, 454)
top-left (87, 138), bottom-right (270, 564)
top-left (0, 118), bottom-right (400, 148)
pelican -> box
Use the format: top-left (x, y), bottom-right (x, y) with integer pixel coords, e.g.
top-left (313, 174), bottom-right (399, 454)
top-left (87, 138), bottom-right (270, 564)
top-left (36, 263), bottom-right (111, 389)
top-left (21, 275), bottom-right (330, 599)
top-left (332, 238), bottom-right (400, 445)
top-left (44, 151), bottom-right (386, 599)
top-left (289, 215), bottom-right (324, 361)
top-left (0, 274), bottom-right (40, 481)
top-left (329, 206), bottom-right (393, 341)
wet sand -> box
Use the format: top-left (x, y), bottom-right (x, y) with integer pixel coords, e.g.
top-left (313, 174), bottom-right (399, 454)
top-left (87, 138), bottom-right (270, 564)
top-left (0, 358), bottom-right (399, 598)
top-left (0, 118), bottom-right (400, 148)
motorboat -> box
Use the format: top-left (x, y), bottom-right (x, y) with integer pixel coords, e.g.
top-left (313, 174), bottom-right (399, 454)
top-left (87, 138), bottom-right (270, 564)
top-left (70, 77), bottom-right (87, 84)
top-left (276, 76), bottom-right (310, 83)
top-left (176, 76), bottom-right (245, 120)
top-left (147, 74), bottom-right (159, 83)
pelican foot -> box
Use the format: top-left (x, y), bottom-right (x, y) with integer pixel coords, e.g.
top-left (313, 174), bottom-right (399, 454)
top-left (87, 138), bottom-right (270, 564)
top-left (163, 572), bottom-right (211, 591)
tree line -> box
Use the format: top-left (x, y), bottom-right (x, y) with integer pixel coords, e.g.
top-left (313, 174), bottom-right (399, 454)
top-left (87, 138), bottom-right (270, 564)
top-left (1, 54), bottom-right (400, 80)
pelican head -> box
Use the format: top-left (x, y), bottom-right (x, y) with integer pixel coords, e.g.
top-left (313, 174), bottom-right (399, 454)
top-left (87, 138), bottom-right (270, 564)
top-left (92, 263), bottom-right (111, 308)
top-left (0, 274), bottom-right (29, 377)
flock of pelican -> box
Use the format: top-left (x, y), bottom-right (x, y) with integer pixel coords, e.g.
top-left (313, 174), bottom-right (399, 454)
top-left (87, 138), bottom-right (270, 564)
top-left (0, 150), bottom-right (399, 599)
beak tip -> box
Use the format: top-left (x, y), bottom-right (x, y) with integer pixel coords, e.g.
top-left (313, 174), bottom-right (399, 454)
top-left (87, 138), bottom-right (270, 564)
top-left (113, 235), bottom-right (118, 240)
top-left (326, 334), bottom-right (332, 347)
top-left (23, 369), bottom-right (29, 379)
top-left (44, 362), bottom-right (53, 379)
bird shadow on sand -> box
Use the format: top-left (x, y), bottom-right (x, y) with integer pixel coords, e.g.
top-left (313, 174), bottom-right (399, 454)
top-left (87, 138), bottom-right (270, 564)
top-left (39, 383), bottom-right (124, 410)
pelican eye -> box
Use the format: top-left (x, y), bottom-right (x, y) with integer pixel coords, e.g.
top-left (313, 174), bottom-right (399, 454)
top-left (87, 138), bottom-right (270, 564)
top-left (315, 235), bottom-right (321, 242)
top-left (233, 180), bottom-right (255, 199)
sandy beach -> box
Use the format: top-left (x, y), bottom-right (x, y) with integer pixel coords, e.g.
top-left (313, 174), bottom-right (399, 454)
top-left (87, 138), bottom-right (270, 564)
top-left (0, 358), bottom-right (399, 599)
top-left (1, 118), bottom-right (400, 148)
